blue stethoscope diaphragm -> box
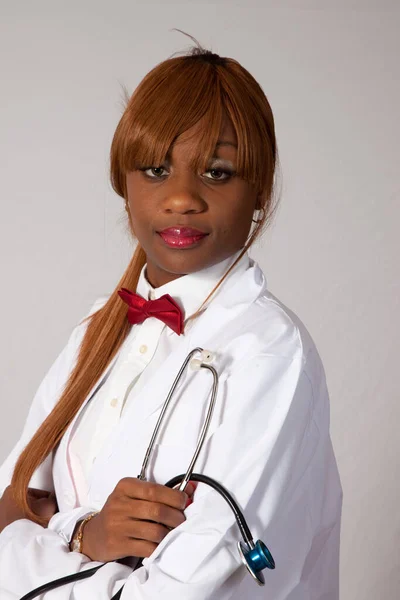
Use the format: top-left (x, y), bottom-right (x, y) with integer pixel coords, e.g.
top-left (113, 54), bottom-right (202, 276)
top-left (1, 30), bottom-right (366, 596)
top-left (237, 539), bottom-right (276, 586)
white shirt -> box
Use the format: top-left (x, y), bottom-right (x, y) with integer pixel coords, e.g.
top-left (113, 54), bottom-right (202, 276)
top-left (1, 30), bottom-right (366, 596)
top-left (69, 249), bottom-right (249, 507)
top-left (0, 252), bottom-right (342, 600)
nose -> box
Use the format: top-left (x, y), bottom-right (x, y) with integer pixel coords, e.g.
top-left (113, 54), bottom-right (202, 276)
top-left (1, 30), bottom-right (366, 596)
top-left (162, 173), bottom-right (206, 215)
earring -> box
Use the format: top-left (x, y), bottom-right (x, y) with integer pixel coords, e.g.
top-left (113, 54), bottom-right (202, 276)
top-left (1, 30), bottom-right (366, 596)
top-left (124, 202), bottom-right (130, 213)
top-left (252, 207), bottom-right (265, 224)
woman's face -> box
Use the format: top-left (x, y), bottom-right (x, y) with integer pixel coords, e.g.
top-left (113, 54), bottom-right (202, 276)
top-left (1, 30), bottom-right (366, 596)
top-left (125, 116), bottom-right (260, 287)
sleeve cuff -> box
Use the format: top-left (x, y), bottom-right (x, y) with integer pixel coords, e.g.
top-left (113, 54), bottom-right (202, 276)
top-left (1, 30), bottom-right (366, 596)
top-left (48, 506), bottom-right (98, 544)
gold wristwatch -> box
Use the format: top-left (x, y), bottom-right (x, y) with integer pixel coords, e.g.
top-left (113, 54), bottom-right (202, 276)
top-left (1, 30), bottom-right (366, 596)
top-left (69, 512), bottom-right (99, 553)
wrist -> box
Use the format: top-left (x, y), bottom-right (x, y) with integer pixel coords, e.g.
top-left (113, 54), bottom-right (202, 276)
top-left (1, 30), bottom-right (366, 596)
top-left (69, 512), bottom-right (99, 554)
top-left (48, 505), bottom-right (97, 544)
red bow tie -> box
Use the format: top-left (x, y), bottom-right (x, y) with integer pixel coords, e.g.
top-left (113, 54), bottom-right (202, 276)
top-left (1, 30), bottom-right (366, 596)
top-left (118, 288), bottom-right (184, 335)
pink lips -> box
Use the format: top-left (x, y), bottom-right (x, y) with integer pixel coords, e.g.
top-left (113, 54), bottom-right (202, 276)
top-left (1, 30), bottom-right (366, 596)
top-left (158, 227), bottom-right (208, 248)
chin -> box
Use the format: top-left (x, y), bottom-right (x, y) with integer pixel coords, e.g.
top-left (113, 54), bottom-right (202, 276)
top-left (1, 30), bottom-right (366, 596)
top-left (153, 252), bottom-right (216, 277)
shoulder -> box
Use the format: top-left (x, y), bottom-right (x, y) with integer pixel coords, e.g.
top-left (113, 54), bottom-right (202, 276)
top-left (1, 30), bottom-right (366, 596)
top-left (10, 294), bottom-right (112, 437)
top-left (219, 261), bottom-right (326, 384)
top-left (78, 295), bottom-right (110, 323)
top-left (216, 262), bottom-right (331, 433)
top-left (255, 286), bottom-right (326, 388)
top-left (56, 295), bottom-right (111, 368)
top-left (254, 286), bottom-right (317, 359)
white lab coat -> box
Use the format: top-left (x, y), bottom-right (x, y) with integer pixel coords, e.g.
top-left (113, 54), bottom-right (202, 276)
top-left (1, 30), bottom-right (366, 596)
top-left (0, 258), bottom-right (342, 599)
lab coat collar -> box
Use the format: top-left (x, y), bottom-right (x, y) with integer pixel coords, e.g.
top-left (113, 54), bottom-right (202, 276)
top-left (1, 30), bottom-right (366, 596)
top-left (121, 255), bottom-right (267, 425)
top-left (136, 249), bottom-right (250, 336)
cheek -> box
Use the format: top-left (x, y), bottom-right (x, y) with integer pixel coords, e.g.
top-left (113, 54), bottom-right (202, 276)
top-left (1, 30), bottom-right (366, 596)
top-left (126, 176), bottom-right (155, 228)
top-left (216, 194), bottom-right (255, 235)
top-left (128, 200), bottom-right (153, 235)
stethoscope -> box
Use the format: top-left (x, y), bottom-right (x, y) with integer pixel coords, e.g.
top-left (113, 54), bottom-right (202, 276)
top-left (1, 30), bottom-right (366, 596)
top-left (20, 348), bottom-right (275, 600)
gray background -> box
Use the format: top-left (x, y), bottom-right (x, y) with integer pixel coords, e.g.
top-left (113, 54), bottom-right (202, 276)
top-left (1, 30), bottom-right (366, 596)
top-left (1, 1), bottom-right (399, 598)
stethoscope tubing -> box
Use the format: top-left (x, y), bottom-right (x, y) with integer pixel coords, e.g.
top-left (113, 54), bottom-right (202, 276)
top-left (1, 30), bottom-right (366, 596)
top-left (18, 564), bottom-right (108, 600)
top-left (165, 473), bottom-right (254, 547)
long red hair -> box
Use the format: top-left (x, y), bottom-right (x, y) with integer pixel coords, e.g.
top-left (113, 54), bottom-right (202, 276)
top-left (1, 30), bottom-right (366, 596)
top-left (11, 43), bottom-right (280, 525)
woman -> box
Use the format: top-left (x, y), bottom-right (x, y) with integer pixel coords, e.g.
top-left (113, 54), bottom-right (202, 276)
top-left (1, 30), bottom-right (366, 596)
top-left (0, 42), bottom-right (342, 599)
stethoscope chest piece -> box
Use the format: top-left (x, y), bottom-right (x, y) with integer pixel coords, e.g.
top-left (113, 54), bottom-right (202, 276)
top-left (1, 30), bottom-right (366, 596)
top-left (237, 540), bottom-right (276, 586)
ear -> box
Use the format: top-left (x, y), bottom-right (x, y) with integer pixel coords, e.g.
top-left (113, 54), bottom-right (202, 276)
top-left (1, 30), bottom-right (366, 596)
top-left (125, 201), bottom-right (136, 236)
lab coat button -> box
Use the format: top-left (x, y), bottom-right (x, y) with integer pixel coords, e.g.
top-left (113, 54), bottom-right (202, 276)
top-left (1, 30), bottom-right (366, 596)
top-left (139, 344), bottom-right (148, 354)
top-left (110, 398), bottom-right (118, 407)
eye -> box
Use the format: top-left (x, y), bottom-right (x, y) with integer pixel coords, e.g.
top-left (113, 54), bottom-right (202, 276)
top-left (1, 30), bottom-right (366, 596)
top-left (140, 166), bottom-right (168, 179)
top-left (203, 168), bottom-right (235, 181)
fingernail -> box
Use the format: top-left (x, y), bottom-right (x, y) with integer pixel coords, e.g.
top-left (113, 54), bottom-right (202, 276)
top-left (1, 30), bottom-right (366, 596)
top-left (185, 497), bottom-right (193, 508)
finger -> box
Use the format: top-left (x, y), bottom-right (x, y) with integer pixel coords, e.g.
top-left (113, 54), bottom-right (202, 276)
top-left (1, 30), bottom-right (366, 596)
top-left (125, 498), bottom-right (186, 529)
top-left (104, 537), bottom-right (158, 562)
top-left (126, 519), bottom-right (171, 544)
top-left (30, 497), bottom-right (58, 518)
top-left (180, 481), bottom-right (197, 496)
top-left (126, 539), bottom-right (158, 559)
top-left (27, 488), bottom-right (52, 499)
top-left (48, 492), bottom-right (58, 505)
top-left (119, 478), bottom-right (188, 510)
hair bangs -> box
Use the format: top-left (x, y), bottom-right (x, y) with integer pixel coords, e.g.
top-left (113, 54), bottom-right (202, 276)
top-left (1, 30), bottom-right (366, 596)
top-left (219, 62), bottom-right (276, 194)
top-left (111, 58), bottom-right (226, 197)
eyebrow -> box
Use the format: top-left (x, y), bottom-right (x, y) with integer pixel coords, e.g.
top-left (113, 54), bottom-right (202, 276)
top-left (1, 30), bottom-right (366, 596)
top-left (163, 138), bottom-right (238, 163)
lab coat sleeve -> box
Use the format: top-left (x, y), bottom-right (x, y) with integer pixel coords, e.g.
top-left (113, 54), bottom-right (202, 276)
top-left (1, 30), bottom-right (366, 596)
top-left (1, 345), bottom-right (327, 599)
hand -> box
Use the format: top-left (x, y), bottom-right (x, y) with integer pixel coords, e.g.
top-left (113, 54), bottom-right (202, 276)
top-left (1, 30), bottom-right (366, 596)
top-left (0, 486), bottom-right (59, 534)
top-left (81, 478), bottom-right (196, 562)
top-left (27, 488), bottom-right (59, 520)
